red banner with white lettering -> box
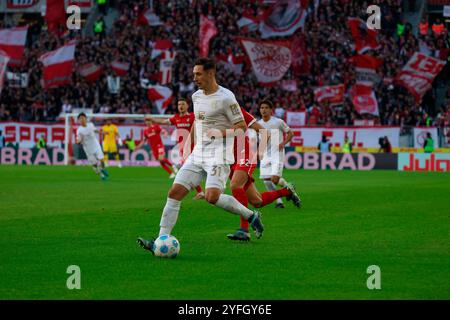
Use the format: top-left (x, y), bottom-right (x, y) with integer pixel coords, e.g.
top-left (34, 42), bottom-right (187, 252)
top-left (395, 52), bottom-right (446, 103)
top-left (313, 84), bottom-right (345, 106)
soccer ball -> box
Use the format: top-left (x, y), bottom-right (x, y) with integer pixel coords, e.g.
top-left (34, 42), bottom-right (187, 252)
top-left (153, 234), bottom-right (180, 258)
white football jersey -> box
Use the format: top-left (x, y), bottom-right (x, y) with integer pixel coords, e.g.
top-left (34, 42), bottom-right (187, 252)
top-left (77, 122), bottom-right (101, 155)
top-left (191, 86), bottom-right (244, 164)
top-left (258, 116), bottom-right (291, 156)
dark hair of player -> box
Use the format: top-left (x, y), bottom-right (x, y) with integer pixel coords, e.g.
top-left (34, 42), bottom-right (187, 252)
top-left (194, 58), bottom-right (216, 71)
top-left (260, 99), bottom-right (274, 109)
top-left (77, 112), bottom-right (87, 119)
top-left (178, 97), bottom-right (188, 104)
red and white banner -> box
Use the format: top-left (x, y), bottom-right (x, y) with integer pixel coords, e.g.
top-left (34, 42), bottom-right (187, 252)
top-left (0, 26), bottom-right (28, 67)
top-left (289, 127), bottom-right (400, 149)
top-left (286, 111), bottom-right (306, 126)
top-left (7, 0), bottom-right (38, 9)
top-left (199, 15), bottom-right (218, 57)
top-left (138, 9), bottom-right (163, 26)
top-left (68, 0), bottom-right (92, 7)
top-left (395, 52), bottom-right (446, 103)
top-left (151, 39), bottom-right (173, 60)
top-left (350, 54), bottom-right (382, 86)
top-left (412, 127), bottom-right (439, 149)
top-left (237, 10), bottom-right (260, 32)
top-left (0, 50), bottom-right (10, 95)
top-left (240, 38), bottom-right (292, 85)
top-left (350, 84), bottom-right (379, 116)
top-left (259, 0), bottom-right (307, 39)
top-left (159, 51), bottom-right (176, 85)
top-left (39, 42), bottom-right (76, 89)
top-left (45, 0), bottom-right (66, 35)
top-left (313, 84), bottom-right (345, 106)
top-left (111, 60), bottom-right (130, 77)
top-left (147, 85), bottom-right (173, 114)
top-left (78, 63), bottom-right (103, 82)
top-left (347, 18), bottom-right (380, 54)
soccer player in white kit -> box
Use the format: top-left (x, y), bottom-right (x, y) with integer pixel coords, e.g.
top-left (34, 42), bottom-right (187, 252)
top-left (76, 113), bottom-right (109, 180)
top-left (258, 100), bottom-right (299, 209)
top-left (137, 58), bottom-right (264, 253)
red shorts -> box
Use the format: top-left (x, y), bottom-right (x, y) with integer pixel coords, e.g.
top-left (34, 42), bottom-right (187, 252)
top-left (230, 162), bottom-right (256, 190)
top-left (152, 144), bottom-right (165, 159)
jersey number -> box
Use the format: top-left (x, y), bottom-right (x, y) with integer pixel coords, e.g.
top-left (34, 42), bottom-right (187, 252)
top-left (211, 166), bottom-right (222, 176)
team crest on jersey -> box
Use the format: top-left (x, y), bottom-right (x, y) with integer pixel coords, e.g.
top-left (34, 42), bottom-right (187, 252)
top-left (198, 111), bottom-right (206, 120)
top-left (229, 104), bottom-right (240, 115)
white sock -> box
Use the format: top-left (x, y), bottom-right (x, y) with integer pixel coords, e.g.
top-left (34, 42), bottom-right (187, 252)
top-left (159, 198), bottom-right (181, 236)
top-left (264, 180), bottom-right (277, 191)
top-left (92, 165), bottom-right (101, 175)
top-left (278, 177), bottom-right (288, 188)
top-left (214, 194), bottom-right (253, 220)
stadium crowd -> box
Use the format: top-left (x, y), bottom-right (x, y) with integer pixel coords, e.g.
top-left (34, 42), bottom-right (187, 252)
top-left (0, 0), bottom-right (449, 128)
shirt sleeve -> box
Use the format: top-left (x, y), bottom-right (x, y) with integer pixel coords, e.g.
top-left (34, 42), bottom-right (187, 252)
top-left (279, 119), bottom-right (291, 133)
top-left (223, 93), bottom-right (244, 125)
top-left (169, 116), bottom-right (177, 125)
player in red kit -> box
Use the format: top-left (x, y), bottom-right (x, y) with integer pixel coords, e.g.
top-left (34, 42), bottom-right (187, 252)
top-left (227, 106), bottom-right (301, 241)
top-left (148, 98), bottom-right (204, 198)
top-left (136, 117), bottom-right (178, 178)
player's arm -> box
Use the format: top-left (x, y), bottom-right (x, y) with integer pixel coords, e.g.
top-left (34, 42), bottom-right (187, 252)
top-left (76, 134), bottom-right (82, 144)
top-left (149, 116), bottom-right (171, 125)
top-left (279, 121), bottom-right (293, 150)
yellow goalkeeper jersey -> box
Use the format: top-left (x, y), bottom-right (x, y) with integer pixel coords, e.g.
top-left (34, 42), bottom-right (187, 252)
top-left (102, 124), bottom-right (118, 144)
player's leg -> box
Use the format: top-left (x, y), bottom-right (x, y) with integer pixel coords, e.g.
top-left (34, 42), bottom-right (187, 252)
top-left (271, 161), bottom-right (301, 208)
top-left (227, 168), bottom-right (251, 241)
top-left (137, 163), bottom-right (201, 253)
top-left (204, 164), bottom-right (264, 238)
top-left (102, 143), bottom-right (110, 167)
top-left (110, 143), bottom-right (121, 168)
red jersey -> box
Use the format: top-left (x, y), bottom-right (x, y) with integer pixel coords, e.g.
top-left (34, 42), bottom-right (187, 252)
top-left (169, 113), bottom-right (195, 144)
top-left (143, 124), bottom-right (163, 147)
top-left (234, 107), bottom-right (256, 165)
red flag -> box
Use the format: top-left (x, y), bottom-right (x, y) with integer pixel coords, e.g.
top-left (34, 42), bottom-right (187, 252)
top-left (0, 50), bottom-right (10, 95)
top-left (239, 37), bottom-right (292, 85)
top-left (151, 40), bottom-right (173, 59)
top-left (146, 85), bottom-right (173, 114)
top-left (111, 60), bottom-right (130, 77)
top-left (395, 52), bottom-right (446, 103)
top-left (259, 0), bottom-right (307, 39)
top-left (313, 84), bottom-right (345, 105)
top-left (39, 42), bottom-right (76, 89)
top-left (350, 54), bottom-right (383, 85)
top-left (45, 0), bottom-right (66, 35)
top-left (199, 15), bottom-right (218, 57)
top-left (0, 26), bottom-right (28, 67)
top-left (159, 51), bottom-right (176, 85)
top-left (350, 84), bottom-right (379, 116)
top-left (78, 63), bottom-right (103, 82)
top-left (347, 18), bottom-right (380, 54)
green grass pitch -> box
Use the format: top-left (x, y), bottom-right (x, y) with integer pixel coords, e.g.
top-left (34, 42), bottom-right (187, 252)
top-left (0, 165), bottom-right (449, 299)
